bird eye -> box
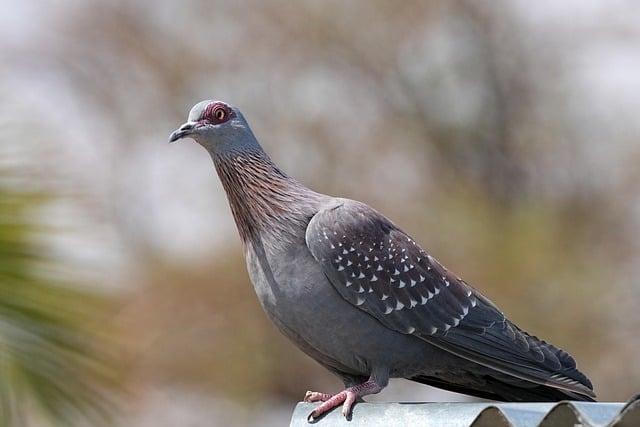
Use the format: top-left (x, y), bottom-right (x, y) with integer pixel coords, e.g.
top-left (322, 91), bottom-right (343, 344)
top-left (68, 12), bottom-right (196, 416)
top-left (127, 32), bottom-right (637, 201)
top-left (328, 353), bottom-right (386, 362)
top-left (215, 108), bottom-right (225, 121)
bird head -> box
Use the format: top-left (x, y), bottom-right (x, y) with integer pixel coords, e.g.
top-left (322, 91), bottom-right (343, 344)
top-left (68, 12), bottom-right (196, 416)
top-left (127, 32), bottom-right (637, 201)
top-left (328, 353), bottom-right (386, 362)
top-left (169, 100), bottom-right (254, 151)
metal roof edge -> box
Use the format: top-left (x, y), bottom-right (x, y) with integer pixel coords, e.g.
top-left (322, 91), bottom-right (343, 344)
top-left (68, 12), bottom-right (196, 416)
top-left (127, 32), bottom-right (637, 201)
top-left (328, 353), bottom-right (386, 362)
top-left (290, 397), bottom-right (640, 427)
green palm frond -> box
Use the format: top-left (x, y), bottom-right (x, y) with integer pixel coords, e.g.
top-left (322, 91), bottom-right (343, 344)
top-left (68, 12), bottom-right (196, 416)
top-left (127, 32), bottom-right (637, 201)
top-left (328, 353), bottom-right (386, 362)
top-left (0, 171), bottom-right (121, 426)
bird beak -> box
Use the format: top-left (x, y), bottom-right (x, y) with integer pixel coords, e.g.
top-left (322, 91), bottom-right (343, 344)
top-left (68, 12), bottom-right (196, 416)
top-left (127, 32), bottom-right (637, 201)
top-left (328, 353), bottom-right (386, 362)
top-left (169, 122), bottom-right (196, 143)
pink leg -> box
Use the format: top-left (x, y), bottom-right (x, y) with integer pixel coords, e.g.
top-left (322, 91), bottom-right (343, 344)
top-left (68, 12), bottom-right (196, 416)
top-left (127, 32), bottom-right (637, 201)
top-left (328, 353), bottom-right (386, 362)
top-left (306, 378), bottom-right (384, 422)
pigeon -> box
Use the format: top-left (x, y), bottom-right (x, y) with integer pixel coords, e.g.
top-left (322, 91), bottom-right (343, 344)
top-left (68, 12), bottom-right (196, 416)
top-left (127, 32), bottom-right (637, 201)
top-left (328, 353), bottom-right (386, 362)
top-left (169, 100), bottom-right (595, 421)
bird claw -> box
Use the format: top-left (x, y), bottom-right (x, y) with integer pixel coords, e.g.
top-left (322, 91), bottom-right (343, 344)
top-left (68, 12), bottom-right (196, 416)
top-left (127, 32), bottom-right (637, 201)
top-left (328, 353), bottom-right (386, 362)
top-left (305, 379), bottom-right (383, 423)
top-left (306, 390), bottom-right (357, 422)
top-left (304, 390), bottom-right (331, 403)
top-left (342, 390), bottom-right (357, 418)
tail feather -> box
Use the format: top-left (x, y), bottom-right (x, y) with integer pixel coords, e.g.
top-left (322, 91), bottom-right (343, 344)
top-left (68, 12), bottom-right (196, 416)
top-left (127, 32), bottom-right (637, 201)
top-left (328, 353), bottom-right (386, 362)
top-left (410, 374), bottom-right (596, 402)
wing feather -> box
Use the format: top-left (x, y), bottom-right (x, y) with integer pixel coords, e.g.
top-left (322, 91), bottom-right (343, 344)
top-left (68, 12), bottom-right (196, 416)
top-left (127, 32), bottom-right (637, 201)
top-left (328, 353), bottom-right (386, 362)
top-left (306, 199), bottom-right (594, 399)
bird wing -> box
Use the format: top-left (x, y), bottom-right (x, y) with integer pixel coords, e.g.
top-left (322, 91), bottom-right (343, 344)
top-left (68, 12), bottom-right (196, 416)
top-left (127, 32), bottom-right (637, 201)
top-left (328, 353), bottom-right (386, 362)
top-left (305, 198), bottom-right (595, 399)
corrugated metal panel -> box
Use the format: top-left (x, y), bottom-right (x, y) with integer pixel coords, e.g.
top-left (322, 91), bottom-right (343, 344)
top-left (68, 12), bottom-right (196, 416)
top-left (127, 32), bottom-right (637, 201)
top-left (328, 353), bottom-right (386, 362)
top-left (290, 395), bottom-right (640, 426)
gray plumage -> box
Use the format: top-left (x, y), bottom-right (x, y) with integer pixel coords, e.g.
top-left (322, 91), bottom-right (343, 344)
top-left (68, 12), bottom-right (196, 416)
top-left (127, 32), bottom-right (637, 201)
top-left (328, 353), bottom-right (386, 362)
top-left (170, 100), bottom-right (595, 409)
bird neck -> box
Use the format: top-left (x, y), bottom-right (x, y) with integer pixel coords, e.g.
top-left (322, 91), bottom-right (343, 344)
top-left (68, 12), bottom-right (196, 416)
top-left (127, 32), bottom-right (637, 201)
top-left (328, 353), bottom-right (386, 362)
top-left (211, 148), bottom-right (322, 247)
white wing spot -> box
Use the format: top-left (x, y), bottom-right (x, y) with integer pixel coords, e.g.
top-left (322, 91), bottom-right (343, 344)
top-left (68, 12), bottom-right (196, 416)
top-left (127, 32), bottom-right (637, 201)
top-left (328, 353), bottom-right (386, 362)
top-left (393, 269), bottom-right (400, 276)
top-left (398, 280), bottom-right (406, 288)
top-left (364, 256), bottom-right (369, 261)
top-left (356, 285), bottom-right (365, 293)
top-left (342, 249), bottom-right (348, 254)
top-left (403, 265), bottom-right (409, 272)
top-left (420, 295), bottom-right (429, 304)
top-left (337, 266), bottom-right (344, 271)
top-left (376, 265), bottom-right (383, 271)
top-left (358, 272), bottom-right (365, 279)
top-left (406, 326), bottom-right (415, 333)
top-left (409, 298), bottom-right (417, 308)
top-left (395, 301), bottom-right (405, 311)
top-left (345, 280), bottom-right (352, 287)
top-left (419, 275), bottom-right (425, 282)
top-left (381, 294), bottom-right (389, 301)
top-left (410, 279), bottom-right (416, 287)
top-left (355, 296), bottom-right (365, 306)
top-left (370, 275), bottom-right (378, 282)
top-left (347, 260), bottom-right (352, 266)
top-left (384, 305), bottom-right (393, 314)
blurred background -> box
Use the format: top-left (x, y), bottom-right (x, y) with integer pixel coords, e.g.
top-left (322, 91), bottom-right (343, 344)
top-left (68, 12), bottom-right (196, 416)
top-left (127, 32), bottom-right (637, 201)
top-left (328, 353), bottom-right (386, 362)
top-left (1, 0), bottom-right (640, 425)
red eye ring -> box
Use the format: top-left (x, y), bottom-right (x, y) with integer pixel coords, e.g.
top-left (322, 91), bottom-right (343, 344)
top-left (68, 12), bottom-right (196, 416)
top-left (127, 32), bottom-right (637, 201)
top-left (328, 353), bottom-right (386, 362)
top-left (202, 102), bottom-right (235, 124)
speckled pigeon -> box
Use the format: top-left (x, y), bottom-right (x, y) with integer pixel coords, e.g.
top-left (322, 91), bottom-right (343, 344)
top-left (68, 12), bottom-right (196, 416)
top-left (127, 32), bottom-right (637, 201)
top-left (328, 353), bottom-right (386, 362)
top-left (169, 100), bottom-right (595, 421)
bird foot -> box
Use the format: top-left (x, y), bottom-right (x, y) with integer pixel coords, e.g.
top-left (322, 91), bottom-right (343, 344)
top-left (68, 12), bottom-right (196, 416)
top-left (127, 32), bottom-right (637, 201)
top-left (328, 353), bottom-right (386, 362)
top-left (306, 379), bottom-right (383, 422)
